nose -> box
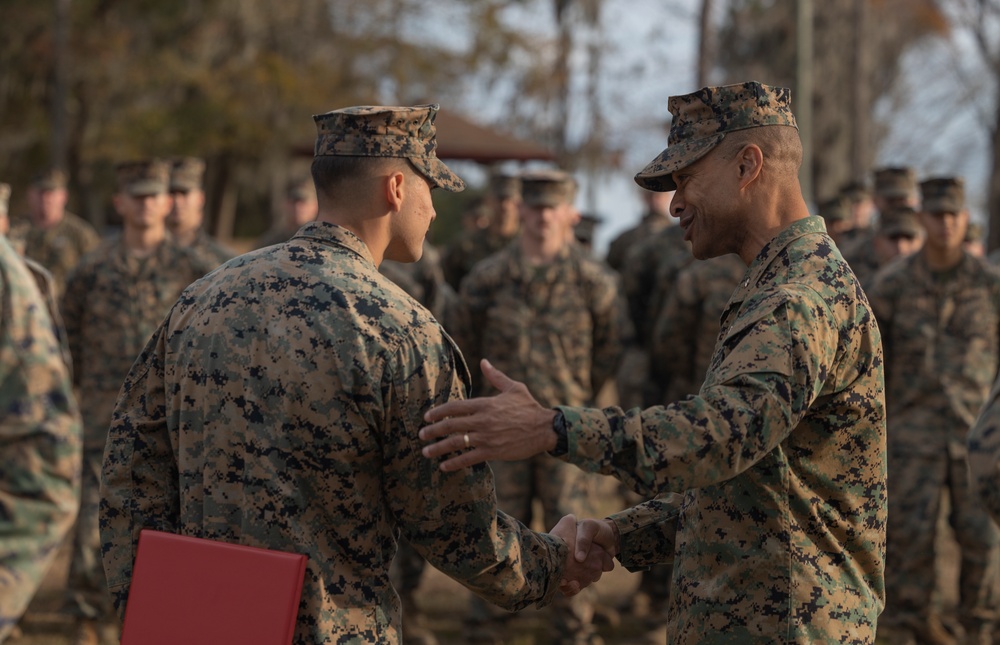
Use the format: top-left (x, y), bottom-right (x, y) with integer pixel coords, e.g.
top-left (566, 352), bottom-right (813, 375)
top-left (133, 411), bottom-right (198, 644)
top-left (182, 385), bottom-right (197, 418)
top-left (669, 191), bottom-right (684, 219)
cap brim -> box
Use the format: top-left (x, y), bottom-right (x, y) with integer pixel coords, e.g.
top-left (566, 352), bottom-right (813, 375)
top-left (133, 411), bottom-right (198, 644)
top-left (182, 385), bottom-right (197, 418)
top-left (126, 180), bottom-right (167, 196)
top-left (412, 156), bottom-right (465, 193)
top-left (634, 134), bottom-right (724, 191)
top-left (921, 198), bottom-right (962, 214)
top-left (881, 225), bottom-right (923, 237)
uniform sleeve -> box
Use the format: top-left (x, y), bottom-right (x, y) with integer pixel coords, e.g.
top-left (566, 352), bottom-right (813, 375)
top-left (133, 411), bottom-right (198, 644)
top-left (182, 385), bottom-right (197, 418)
top-left (588, 270), bottom-right (628, 397)
top-left (652, 267), bottom-right (699, 403)
top-left (607, 494), bottom-right (684, 571)
top-left (969, 377), bottom-right (1000, 524)
top-left (863, 272), bottom-right (894, 400)
top-left (557, 286), bottom-right (840, 497)
top-left (0, 247), bottom-right (82, 639)
top-left (382, 324), bottom-right (567, 611)
top-left (99, 323), bottom-right (180, 620)
top-left (59, 266), bottom-right (87, 386)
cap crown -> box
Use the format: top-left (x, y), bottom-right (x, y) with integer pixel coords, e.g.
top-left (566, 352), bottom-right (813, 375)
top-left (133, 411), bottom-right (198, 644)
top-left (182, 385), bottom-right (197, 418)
top-left (521, 169), bottom-right (577, 207)
top-left (920, 176), bottom-right (965, 213)
top-left (312, 104), bottom-right (464, 192)
top-left (873, 167), bottom-right (917, 199)
top-left (170, 157), bottom-right (206, 191)
top-left (635, 81), bottom-right (797, 191)
top-left (116, 159), bottom-right (170, 195)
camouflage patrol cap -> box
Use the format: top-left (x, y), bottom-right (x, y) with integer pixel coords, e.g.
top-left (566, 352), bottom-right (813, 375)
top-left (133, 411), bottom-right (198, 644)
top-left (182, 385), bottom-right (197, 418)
top-left (839, 180), bottom-right (871, 204)
top-left (966, 221), bottom-right (983, 244)
top-left (818, 195), bottom-right (850, 223)
top-left (169, 157), bottom-right (206, 192)
top-left (488, 171), bottom-right (521, 200)
top-left (635, 81), bottom-right (797, 192)
top-left (286, 174), bottom-right (316, 201)
top-left (116, 159), bottom-right (170, 196)
top-left (312, 104), bottom-right (465, 192)
top-left (574, 213), bottom-right (602, 245)
top-left (521, 169), bottom-right (577, 207)
top-left (920, 176), bottom-right (965, 213)
top-left (878, 205), bottom-right (923, 238)
top-left (31, 168), bottom-right (68, 191)
top-left (0, 183), bottom-right (9, 212)
top-left (873, 167), bottom-right (917, 199)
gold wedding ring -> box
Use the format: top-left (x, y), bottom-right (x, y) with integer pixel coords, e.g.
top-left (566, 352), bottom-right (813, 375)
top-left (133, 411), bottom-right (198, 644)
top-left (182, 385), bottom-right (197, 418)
top-left (463, 433), bottom-right (470, 449)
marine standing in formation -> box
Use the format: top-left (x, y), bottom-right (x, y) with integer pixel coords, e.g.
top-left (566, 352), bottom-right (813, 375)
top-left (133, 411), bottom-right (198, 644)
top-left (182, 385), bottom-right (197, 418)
top-left (867, 177), bottom-right (1000, 644)
top-left (449, 168), bottom-right (627, 645)
top-left (7, 169), bottom-right (101, 298)
top-left (61, 159), bottom-right (214, 645)
top-left (99, 104), bottom-right (611, 645)
top-left (166, 156), bottom-right (235, 269)
top-left (421, 81), bottom-right (888, 644)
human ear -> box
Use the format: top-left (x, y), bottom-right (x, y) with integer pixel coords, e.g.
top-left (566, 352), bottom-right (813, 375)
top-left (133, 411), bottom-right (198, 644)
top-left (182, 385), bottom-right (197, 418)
top-left (736, 144), bottom-right (763, 189)
top-left (385, 170), bottom-right (406, 213)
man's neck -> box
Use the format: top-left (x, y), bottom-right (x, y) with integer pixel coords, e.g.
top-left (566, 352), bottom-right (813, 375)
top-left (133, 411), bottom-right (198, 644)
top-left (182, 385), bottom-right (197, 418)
top-left (520, 235), bottom-right (564, 266)
top-left (171, 227), bottom-right (199, 247)
top-left (123, 225), bottom-right (166, 258)
top-left (922, 245), bottom-right (964, 271)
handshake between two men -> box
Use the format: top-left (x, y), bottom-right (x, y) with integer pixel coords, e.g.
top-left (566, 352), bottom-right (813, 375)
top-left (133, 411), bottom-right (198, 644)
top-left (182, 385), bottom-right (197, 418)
top-left (420, 359), bottom-right (626, 598)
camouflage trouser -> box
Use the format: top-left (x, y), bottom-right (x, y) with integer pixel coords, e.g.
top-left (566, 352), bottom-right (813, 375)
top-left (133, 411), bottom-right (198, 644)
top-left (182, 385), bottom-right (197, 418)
top-left (467, 454), bottom-right (600, 645)
top-left (884, 448), bottom-right (1000, 632)
top-left (65, 447), bottom-right (114, 620)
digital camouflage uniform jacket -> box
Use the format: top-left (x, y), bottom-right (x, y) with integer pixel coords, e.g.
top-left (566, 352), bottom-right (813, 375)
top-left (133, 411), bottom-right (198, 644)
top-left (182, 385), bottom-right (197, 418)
top-left (185, 229), bottom-right (236, 269)
top-left (558, 217), bottom-right (887, 644)
top-left (866, 251), bottom-right (1000, 453)
top-left (441, 227), bottom-right (516, 291)
top-left (61, 234), bottom-right (213, 448)
top-left (8, 212), bottom-right (101, 298)
top-left (450, 241), bottom-right (627, 408)
top-left (0, 238), bottom-right (82, 639)
top-left (100, 222), bottom-right (566, 644)
top-left (652, 253), bottom-right (745, 403)
top-left (604, 211), bottom-right (672, 272)
top-left (969, 375), bottom-right (1000, 524)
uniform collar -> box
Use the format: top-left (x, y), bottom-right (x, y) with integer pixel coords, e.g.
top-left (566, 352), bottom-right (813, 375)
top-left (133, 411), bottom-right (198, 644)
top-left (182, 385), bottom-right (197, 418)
top-left (291, 221), bottom-right (378, 268)
top-left (727, 215), bottom-right (827, 304)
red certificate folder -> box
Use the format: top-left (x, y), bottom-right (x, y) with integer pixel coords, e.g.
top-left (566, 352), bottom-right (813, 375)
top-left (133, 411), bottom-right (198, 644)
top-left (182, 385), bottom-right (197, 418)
top-left (120, 529), bottom-right (307, 645)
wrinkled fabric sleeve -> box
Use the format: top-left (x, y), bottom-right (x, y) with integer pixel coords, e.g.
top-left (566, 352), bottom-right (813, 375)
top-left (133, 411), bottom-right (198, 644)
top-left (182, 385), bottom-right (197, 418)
top-left (99, 322), bottom-right (180, 620)
top-left (607, 494), bottom-right (684, 571)
top-left (384, 325), bottom-right (566, 611)
top-left (59, 266), bottom-right (88, 387)
top-left (557, 286), bottom-right (839, 497)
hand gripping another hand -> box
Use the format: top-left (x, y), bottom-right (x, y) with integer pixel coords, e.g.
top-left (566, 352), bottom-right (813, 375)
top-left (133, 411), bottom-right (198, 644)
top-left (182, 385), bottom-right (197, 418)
top-left (548, 514), bottom-right (619, 597)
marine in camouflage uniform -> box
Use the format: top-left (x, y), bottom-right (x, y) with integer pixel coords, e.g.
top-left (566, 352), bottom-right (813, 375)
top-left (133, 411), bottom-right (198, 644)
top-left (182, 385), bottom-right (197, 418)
top-left (61, 160), bottom-right (213, 641)
top-left (0, 224), bottom-right (83, 642)
top-left (848, 205), bottom-right (924, 291)
top-left (651, 252), bottom-right (744, 403)
top-left (450, 169), bottom-right (626, 645)
top-left (422, 81), bottom-right (888, 644)
top-left (380, 238), bottom-right (456, 645)
top-left (840, 167), bottom-right (918, 286)
top-left (100, 106), bottom-right (604, 645)
top-left (254, 174), bottom-right (319, 249)
top-left (834, 180), bottom-right (876, 252)
top-left (604, 189), bottom-right (674, 273)
top-left (7, 168), bottom-right (101, 299)
top-left (441, 171), bottom-right (521, 290)
top-left (866, 177), bottom-right (1000, 644)
top-left (167, 156), bottom-right (236, 268)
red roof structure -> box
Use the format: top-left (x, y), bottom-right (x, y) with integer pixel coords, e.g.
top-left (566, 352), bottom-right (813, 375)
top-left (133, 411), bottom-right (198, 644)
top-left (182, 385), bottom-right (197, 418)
top-left (433, 110), bottom-right (555, 163)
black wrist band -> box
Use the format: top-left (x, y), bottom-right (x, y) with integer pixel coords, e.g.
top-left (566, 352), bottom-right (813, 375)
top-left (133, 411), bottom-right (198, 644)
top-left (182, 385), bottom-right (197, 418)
top-left (550, 409), bottom-right (569, 457)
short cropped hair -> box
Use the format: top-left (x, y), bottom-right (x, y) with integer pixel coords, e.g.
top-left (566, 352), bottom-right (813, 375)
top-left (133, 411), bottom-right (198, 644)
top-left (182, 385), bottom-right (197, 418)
top-left (716, 125), bottom-right (802, 172)
top-left (310, 156), bottom-right (408, 203)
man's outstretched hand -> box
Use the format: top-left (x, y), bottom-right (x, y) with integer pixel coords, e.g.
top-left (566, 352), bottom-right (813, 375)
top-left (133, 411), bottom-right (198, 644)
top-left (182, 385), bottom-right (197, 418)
top-left (420, 359), bottom-right (558, 471)
top-left (549, 515), bottom-right (616, 597)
